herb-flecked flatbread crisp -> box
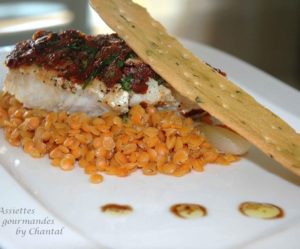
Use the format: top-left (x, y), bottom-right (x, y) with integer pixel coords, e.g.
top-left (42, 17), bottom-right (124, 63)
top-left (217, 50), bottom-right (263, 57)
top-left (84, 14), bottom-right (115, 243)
top-left (90, 0), bottom-right (300, 175)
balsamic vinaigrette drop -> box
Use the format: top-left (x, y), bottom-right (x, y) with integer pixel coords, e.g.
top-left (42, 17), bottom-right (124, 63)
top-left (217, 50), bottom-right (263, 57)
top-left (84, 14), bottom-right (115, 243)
top-left (99, 202), bottom-right (285, 220)
top-left (239, 202), bottom-right (284, 219)
top-left (170, 203), bottom-right (207, 219)
top-left (101, 204), bottom-right (133, 216)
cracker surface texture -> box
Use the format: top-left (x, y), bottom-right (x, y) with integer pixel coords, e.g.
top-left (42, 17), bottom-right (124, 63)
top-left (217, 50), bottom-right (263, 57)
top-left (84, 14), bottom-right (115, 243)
top-left (90, 0), bottom-right (300, 175)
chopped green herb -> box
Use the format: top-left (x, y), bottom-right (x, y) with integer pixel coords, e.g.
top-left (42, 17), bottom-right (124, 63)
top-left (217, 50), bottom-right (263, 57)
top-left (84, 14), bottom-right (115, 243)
top-left (117, 60), bottom-right (125, 68)
top-left (82, 60), bottom-right (88, 70)
top-left (80, 44), bottom-right (91, 50)
top-left (82, 70), bottom-right (98, 89)
top-left (146, 50), bottom-right (154, 56)
top-left (157, 78), bottom-right (165, 85)
top-left (120, 14), bottom-right (128, 22)
top-left (103, 54), bottom-right (118, 66)
top-left (125, 52), bottom-right (136, 60)
top-left (151, 41), bottom-right (158, 48)
top-left (106, 71), bottom-right (116, 79)
top-left (45, 39), bottom-right (59, 47)
top-left (77, 43), bottom-right (97, 54)
top-left (121, 75), bottom-right (133, 91)
top-left (90, 49), bottom-right (97, 58)
top-left (69, 42), bottom-right (81, 50)
top-left (120, 113), bottom-right (129, 123)
top-left (195, 96), bottom-right (202, 103)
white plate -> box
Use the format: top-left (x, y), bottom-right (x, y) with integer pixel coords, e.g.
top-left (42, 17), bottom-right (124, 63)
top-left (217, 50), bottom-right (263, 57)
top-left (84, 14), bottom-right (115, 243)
top-left (1, 40), bottom-right (300, 249)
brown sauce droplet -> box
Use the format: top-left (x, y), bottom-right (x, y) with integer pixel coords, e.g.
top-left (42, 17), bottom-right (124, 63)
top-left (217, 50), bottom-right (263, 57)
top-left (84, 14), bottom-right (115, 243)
top-left (170, 203), bottom-right (207, 219)
top-left (239, 202), bottom-right (284, 219)
top-left (101, 204), bottom-right (133, 216)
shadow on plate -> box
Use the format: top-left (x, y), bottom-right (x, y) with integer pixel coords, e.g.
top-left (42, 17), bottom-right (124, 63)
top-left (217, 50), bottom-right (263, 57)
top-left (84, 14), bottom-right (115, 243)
top-left (246, 147), bottom-right (300, 187)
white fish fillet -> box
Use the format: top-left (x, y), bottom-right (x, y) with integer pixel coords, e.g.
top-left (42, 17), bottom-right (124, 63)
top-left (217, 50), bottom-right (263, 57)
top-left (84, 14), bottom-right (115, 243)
top-left (3, 65), bottom-right (179, 116)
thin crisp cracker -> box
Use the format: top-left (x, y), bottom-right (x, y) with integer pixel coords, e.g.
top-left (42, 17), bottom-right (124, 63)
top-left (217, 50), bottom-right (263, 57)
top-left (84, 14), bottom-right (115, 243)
top-left (90, 0), bottom-right (300, 175)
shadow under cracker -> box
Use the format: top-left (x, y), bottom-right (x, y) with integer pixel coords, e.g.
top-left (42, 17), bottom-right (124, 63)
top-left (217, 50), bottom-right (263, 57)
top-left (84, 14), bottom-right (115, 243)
top-left (245, 147), bottom-right (300, 187)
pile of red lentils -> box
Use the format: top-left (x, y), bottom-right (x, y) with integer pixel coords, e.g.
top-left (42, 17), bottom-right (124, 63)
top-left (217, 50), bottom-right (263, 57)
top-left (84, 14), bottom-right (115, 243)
top-left (0, 92), bottom-right (238, 183)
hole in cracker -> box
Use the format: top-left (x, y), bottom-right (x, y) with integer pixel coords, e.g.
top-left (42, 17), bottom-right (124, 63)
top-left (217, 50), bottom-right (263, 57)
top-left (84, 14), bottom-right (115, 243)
top-left (183, 53), bottom-right (190, 59)
top-left (194, 81), bottom-right (203, 87)
top-left (151, 21), bottom-right (158, 27)
top-left (184, 72), bottom-right (190, 78)
top-left (264, 136), bottom-right (272, 143)
top-left (271, 125), bottom-right (282, 130)
top-left (222, 103), bottom-right (229, 109)
top-left (219, 84), bottom-right (226, 90)
top-left (116, 25), bottom-right (123, 30)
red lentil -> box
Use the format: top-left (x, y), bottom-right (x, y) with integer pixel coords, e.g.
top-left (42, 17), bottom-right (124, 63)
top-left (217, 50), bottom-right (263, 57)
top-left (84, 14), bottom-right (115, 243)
top-left (0, 92), bottom-right (239, 183)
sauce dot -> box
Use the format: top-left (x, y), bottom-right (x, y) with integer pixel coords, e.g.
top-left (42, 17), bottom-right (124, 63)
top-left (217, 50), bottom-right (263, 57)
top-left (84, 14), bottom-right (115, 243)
top-left (239, 202), bottom-right (284, 219)
top-left (170, 203), bottom-right (207, 219)
top-left (101, 204), bottom-right (133, 216)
